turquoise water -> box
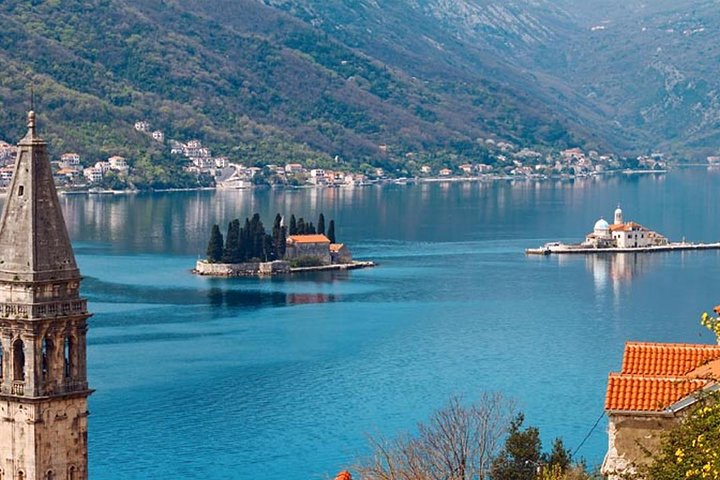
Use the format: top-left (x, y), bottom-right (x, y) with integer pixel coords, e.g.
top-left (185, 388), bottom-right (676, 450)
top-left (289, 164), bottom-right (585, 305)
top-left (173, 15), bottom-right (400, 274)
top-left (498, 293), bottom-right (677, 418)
top-left (58, 170), bottom-right (720, 479)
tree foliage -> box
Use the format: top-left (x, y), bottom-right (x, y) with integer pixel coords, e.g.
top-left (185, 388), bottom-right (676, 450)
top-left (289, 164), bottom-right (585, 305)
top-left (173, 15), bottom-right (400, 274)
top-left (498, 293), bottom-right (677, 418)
top-left (354, 396), bottom-right (596, 480)
top-left (205, 212), bottom-right (335, 263)
top-left (327, 220), bottom-right (336, 243)
top-left (641, 392), bottom-right (720, 480)
top-left (317, 213), bottom-right (325, 235)
top-left (356, 394), bottom-right (514, 480)
top-left (490, 413), bottom-right (543, 480)
top-left (206, 224), bottom-right (223, 263)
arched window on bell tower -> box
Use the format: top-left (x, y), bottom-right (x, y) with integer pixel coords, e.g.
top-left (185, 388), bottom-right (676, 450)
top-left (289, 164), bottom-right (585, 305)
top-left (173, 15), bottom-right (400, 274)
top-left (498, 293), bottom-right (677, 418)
top-left (41, 337), bottom-right (53, 379)
top-left (67, 466), bottom-right (76, 480)
top-left (13, 339), bottom-right (24, 381)
top-left (64, 336), bottom-right (73, 379)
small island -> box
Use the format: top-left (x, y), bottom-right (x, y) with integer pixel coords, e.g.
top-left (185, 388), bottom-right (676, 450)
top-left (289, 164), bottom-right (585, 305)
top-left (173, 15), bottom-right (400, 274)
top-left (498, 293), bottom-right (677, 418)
top-left (194, 212), bottom-right (374, 276)
top-left (526, 206), bottom-right (720, 255)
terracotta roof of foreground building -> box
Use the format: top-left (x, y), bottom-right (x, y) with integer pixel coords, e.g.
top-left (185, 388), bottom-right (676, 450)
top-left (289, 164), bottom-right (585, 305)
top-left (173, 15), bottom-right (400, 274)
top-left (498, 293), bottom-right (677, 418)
top-left (605, 373), bottom-right (709, 412)
top-left (335, 471), bottom-right (352, 480)
top-left (621, 341), bottom-right (720, 377)
top-left (605, 342), bottom-right (720, 413)
top-left (287, 234), bottom-right (331, 244)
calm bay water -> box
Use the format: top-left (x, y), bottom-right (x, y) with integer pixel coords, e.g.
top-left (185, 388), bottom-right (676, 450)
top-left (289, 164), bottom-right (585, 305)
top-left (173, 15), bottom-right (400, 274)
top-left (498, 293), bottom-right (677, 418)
top-left (52, 169), bottom-right (720, 479)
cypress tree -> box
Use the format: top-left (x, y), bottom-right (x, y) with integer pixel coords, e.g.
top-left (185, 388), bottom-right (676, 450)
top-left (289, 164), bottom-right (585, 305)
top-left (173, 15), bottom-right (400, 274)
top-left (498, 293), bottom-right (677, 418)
top-left (222, 219), bottom-right (241, 263)
top-left (242, 218), bottom-right (252, 260)
top-left (297, 217), bottom-right (306, 235)
top-left (327, 220), bottom-right (336, 243)
top-left (272, 214), bottom-right (283, 259)
top-left (279, 225), bottom-right (287, 258)
top-left (308, 222), bottom-right (316, 234)
top-left (250, 213), bottom-right (265, 259)
top-left (237, 227), bottom-right (247, 262)
top-left (206, 224), bottom-right (224, 263)
top-left (262, 234), bottom-right (273, 262)
top-left (289, 214), bottom-right (297, 235)
top-left (317, 213), bottom-right (325, 235)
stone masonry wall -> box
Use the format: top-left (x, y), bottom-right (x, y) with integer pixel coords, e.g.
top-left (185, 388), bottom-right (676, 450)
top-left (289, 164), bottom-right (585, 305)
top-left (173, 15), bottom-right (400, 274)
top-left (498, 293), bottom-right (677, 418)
top-left (195, 260), bottom-right (290, 276)
top-left (602, 413), bottom-right (677, 479)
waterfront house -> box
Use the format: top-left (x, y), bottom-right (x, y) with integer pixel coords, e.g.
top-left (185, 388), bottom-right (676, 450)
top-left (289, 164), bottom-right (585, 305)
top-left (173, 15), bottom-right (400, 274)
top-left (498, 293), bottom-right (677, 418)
top-left (286, 234), bottom-right (332, 265)
top-left (330, 243), bottom-right (352, 264)
top-left (55, 167), bottom-right (80, 182)
top-left (108, 155), bottom-right (129, 173)
top-left (439, 168), bottom-right (452, 176)
top-left (0, 166), bottom-right (14, 186)
top-left (285, 163), bottom-right (304, 174)
top-left (84, 166), bottom-right (103, 183)
top-left (602, 341), bottom-right (720, 479)
top-left (60, 152), bottom-right (81, 168)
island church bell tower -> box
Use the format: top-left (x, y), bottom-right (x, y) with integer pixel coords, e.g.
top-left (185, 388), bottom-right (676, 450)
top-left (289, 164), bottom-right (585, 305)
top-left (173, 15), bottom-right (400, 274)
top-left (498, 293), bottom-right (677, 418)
top-left (0, 111), bottom-right (92, 479)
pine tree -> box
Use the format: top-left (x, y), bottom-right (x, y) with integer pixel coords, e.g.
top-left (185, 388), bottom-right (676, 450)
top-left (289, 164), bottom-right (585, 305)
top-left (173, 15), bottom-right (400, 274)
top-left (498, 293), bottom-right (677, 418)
top-left (327, 220), bottom-right (336, 243)
top-left (206, 224), bottom-right (224, 263)
top-left (317, 213), bottom-right (325, 235)
top-left (289, 214), bottom-right (297, 235)
top-left (547, 438), bottom-right (571, 472)
top-left (222, 219), bottom-right (241, 263)
top-left (489, 413), bottom-right (542, 480)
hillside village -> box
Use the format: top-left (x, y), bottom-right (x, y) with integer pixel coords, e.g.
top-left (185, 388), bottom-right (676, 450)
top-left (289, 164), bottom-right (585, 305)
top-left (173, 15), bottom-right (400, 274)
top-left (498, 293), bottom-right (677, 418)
top-left (0, 120), bottom-right (671, 192)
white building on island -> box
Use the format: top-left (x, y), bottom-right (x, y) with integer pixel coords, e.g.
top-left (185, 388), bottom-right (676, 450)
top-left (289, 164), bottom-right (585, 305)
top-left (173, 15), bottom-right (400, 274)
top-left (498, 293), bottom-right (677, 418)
top-left (583, 206), bottom-right (668, 249)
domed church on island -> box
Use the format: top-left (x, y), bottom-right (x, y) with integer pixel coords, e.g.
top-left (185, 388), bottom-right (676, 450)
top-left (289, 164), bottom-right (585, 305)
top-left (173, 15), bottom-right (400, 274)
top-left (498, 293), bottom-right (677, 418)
top-left (583, 206), bottom-right (668, 249)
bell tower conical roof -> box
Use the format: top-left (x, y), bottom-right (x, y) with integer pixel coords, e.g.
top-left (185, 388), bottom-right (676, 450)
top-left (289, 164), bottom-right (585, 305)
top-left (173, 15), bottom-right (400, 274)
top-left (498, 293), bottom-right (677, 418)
top-left (0, 110), bottom-right (79, 283)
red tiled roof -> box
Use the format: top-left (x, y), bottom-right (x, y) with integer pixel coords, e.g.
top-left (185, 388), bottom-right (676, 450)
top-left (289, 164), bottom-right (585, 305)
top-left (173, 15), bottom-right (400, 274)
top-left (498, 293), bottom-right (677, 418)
top-left (287, 234), bottom-right (330, 244)
top-left (335, 471), bottom-right (352, 480)
top-left (605, 373), bottom-right (708, 412)
top-left (621, 342), bottom-right (720, 376)
top-left (609, 222), bottom-right (648, 232)
top-left (329, 243), bottom-right (344, 253)
top-left (605, 342), bottom-right (720, 412)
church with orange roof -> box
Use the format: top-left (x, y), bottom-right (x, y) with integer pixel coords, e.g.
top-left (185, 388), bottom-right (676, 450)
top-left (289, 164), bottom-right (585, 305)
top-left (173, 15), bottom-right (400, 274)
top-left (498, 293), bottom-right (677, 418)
top-left (602, 340), bottom-right (720, 479)
top-left (584, 206), bottom-right (668, 249)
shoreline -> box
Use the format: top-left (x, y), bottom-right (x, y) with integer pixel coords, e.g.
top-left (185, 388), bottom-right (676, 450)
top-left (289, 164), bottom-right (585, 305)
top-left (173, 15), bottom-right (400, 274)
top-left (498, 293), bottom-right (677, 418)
top-left (525, 242), bottom-right (720, 255)
top-left (48, 168), bottom-right (671, 196)
top-left (193, 260), bottom-right (376, 277)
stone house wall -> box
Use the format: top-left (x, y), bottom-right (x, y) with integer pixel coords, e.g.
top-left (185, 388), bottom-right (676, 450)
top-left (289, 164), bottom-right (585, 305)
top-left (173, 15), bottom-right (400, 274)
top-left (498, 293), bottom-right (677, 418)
top-left (285, 243), bottom-right (331, 265)
top-left (602, 413), bottom-right (678, 479)
top-left (330, 244), bottom-right (353, 264)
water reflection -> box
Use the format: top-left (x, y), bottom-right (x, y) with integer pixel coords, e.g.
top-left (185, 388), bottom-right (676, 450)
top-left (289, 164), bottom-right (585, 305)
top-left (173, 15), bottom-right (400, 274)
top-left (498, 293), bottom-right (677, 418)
top-left (586, 253), bottom-right (656, 297)
top-left (44, 170), bottom-right (718, 259)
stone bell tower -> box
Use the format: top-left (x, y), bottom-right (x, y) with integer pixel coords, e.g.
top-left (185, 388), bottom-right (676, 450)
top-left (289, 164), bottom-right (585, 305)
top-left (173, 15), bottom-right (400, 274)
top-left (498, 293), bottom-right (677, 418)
top-left (0, 111), bottom-right (92, 480)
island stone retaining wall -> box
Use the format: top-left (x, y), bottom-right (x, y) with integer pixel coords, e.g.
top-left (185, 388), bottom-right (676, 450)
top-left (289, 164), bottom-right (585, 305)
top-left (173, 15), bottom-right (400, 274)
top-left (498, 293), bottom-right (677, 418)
top-left (195, 260), bottom-right (290, 276)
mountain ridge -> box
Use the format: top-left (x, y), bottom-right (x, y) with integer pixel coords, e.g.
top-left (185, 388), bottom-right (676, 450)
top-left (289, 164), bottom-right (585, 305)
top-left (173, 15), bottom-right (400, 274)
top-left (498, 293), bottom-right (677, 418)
top-left (0, 0), bottom-right (717, 172)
